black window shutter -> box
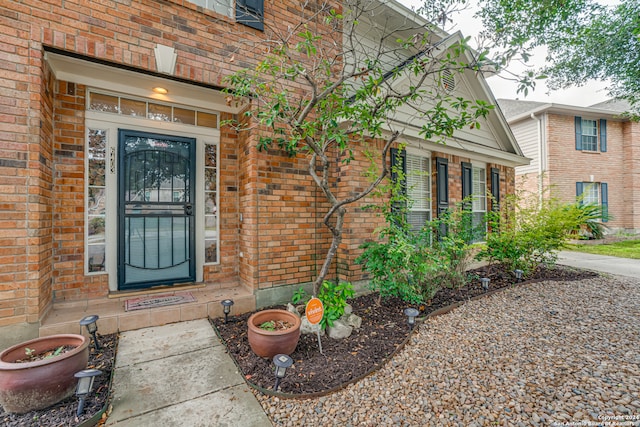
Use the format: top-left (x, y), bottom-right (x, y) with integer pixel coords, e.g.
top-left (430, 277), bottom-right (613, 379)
top-left (576, 182), bottom-right (584, 205)
top-left (461, 162), bottom-right (472, 209)
top-left (575, 116), bottom-right (582, 150)
top-left (435, 157), bottom-right (449, 216)
top-left (600, 119), bottom-right (607, 152)
top-left (390, 148), bottom-right (407, 218)
top-left (601, 182), bottom-right (608, 222)
top-left (237, 0), bottom-right (264, 31)
top-left (490, 167), bottom-right (500, 211)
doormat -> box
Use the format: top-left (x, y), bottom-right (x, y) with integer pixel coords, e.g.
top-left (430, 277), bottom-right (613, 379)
top-left (125, 292), bottom-right (197, 311)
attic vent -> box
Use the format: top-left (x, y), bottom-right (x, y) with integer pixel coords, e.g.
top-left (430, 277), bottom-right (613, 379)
top-left (441, 69), bottom-right (456, 92)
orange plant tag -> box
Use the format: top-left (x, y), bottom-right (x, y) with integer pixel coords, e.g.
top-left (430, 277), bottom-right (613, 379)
top-left (305, 297), bottom-right (324, 325)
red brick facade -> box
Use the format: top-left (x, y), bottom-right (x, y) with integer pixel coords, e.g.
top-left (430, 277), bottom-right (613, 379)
top-left (508, 103), bottom-right (640, 232)
top-left (0, 0), bottom-right (522, 332)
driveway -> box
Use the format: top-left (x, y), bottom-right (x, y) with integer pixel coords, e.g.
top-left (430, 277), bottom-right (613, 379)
top-left (558, 250), bottom-right (640, 279)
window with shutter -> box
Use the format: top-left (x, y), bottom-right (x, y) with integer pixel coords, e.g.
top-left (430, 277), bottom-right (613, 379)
top-left (601, 183), bottom-right (608, 222)
top-left (575, 116), bottom-right (606, 152)
top-left (406, 153), bottom-right (431, 231)
top-left (236, 0), bottom-right (264, 31)
top-left (577, 181), bottom-right (608, 222)
top-left (490, 168), bottom-right (500, 211)
top-left (435, 157), bottom-right (449, 216)
top-left (471, 166), bottom-right (486, 239)
top-left (190, 0), bottom-right (233, 17)
top-left (599, 119), bottom-right (607, 152)
top-left (390, 147), bottom-right (406, 217)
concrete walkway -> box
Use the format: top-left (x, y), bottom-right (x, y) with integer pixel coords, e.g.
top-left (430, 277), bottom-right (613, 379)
top-left (106, 319), bottom-right (272, 426)
top-left (558, 250), bottom-right (640, 280)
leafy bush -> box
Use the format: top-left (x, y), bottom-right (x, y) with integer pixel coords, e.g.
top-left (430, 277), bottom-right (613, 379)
top-left (476, 188), bottom-right (586, 276)
top-left (318, 281), bottom-right (355, 329)
top-left (357, 202), bottom-right (480, 304)
top-left (567, 202), bottom-right (610, 240)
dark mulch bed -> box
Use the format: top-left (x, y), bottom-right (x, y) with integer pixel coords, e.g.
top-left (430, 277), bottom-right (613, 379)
top-left (212, 265), bottom-right (598, 396)
top-left (1, 333), bottom-right (117, 427)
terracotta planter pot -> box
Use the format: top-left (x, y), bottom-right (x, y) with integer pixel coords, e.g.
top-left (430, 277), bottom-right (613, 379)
top-left (247, 309), bottom-right (301, 358)
top-left (0, 334), bottom-right (89, 414)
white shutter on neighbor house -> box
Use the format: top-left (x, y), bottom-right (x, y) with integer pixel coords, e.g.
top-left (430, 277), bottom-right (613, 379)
top-left (406, 153), bottom-right (430, 230)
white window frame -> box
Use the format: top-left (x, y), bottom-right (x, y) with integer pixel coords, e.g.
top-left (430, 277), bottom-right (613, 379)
top-left (189, 0), bottom-right (233, 18)
top-left (86, 109), bottom-right (220, 292)
top-left (581, 119), bottom-right (598, 151)
top-left (406, 150), bottom-right (431, 231)
top-left (86, 128), bottom-right (108, 275)
top-left (471, 163), bottom-right (487, 240)
top-left (582, 182), bottom-right (600, 205)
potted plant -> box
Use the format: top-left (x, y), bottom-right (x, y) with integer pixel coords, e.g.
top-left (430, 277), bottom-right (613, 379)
top-left (0, 334), bottom-right (89, 414)
top-left (247, 309), bottom-right (301, 358)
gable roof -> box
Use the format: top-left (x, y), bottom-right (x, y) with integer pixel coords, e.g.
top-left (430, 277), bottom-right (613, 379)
top-left (369, 26), bottom-right (528, 166)
top-left (498, 98), bottom-right (631, 124)
top-left (589, 98), bottom-right (632, 112)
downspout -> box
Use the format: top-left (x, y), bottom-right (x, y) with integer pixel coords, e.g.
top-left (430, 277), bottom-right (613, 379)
top-left (530, 112), bottom-right (544, 206)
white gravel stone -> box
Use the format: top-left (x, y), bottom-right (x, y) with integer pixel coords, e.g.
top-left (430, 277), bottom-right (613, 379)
top-left (255, 276), bottom-right (640, 426)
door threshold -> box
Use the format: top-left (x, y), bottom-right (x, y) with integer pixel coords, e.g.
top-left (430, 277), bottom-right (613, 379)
top-left (108, 282), bottom-right (206, 299)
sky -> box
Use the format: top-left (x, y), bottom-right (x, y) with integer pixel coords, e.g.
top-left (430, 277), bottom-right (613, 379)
top-left (398, 0), bottom-right (616, 107)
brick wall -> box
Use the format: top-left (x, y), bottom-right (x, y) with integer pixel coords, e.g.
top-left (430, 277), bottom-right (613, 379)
top-left (0, 0), bottom-right (520, 328)
top-left (203, 111), bottom-right (240, 285)
top-left (0, 0), bottom-right (344, 325)
top-left (0, 8), bottom-right (53, 325)
top-left (546, 113), bottom-right (627, 229)
top-left (621, 121), bottom-right (640, 231)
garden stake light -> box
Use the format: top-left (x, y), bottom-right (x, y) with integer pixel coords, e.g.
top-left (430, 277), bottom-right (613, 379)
top-left (74, 369), bottom-right (102, 416)
top-left (403, 307), bottom-right (419, 330)
top-left (273, 353), bottom-right (293, 391)
top-left (515, 269), bottom-right (523, 282)
top-left (80, 314), bottom-right (101, 349)
top-left (221, 299), bottom-right (234, 323)
top-left (480, 277), bottom-right (490, 291)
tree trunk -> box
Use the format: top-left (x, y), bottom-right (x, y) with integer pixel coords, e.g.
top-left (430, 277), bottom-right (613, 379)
top-left (312, 206), bottom-right (345, 295)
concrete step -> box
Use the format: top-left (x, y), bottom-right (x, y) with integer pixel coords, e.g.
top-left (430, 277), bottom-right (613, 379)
top-left (39, 284), bottom-right (255, 337)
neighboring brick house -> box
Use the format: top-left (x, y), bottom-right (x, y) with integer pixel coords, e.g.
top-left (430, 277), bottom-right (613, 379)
top-left (499, 98), bottom-right (640, 233)
top-left (0, 0), bottom-right (527, 345)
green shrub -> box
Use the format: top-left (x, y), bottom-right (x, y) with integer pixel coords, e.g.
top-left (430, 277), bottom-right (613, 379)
top-left (566, 202), bottom-right (611, 240)
top-left (357, 202), bottom-right (480, 304)
top-left (476, 188), bottom-right (586, 276)
top-left (318, 281), bottom-right (354, 329)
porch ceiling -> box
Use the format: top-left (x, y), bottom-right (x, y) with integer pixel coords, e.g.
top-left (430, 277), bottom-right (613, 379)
top-left (44, 51), bottom-right (245, 114)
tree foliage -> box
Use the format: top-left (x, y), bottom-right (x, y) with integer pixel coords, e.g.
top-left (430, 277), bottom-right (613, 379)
top-left (420, 0), bottom-right (640, 116)
top-left (224, 0), bottom-right (494, 294)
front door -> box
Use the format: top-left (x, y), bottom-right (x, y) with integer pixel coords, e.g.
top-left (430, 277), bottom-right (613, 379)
top-left (118, 130), bottom-right (196, 290)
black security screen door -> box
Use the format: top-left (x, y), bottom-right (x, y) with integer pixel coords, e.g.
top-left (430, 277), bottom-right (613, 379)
top-left (118, 130), bottom-right (196, 290)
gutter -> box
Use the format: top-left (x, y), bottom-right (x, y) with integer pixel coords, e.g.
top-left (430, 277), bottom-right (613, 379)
top-left (530, 112), bottom-right (544, 204)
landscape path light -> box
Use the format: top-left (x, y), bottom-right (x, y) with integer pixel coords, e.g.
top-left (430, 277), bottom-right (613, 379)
top-left (273, 353), bottom-right (293, 391)
top-left (80, 314), bottom-right (101, 349)
top-left (403, 307), bottom-right (420, 330)
top-left (74, 369), bottom-right (102, 416)
top-left (221, 299), bottom-right (234, 323)
top-left (515, 269), bottom-right (523, 283)
top-left (480, 277), bottom-right (490, 291)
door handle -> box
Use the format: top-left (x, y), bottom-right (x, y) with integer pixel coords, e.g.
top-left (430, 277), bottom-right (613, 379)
top-left (184, 204), bottom-right (193, 216)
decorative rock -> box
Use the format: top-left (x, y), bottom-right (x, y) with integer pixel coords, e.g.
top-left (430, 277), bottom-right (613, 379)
top-left (286, 303), bottom-right (300, 317)
top-left (343, 304), bottom-right (353, 315)
top-left (327, 319), bottom-right (353, 339)
top-left (255, 276), bottom-right (640, 427)
top-left (341, 313), bottom-right (362, 329)
top-left (300, 316), bottom-right (325, 336)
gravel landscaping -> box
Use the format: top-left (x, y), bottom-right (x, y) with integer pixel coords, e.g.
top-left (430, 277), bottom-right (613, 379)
top-left (257, 275), bottom-right (640, 426)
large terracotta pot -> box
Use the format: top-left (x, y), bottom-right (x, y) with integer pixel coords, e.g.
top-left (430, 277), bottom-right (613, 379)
top-left (247, 309), bottom-right (301, 358)
top-left (0, 334), bottom-right (89, 414)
